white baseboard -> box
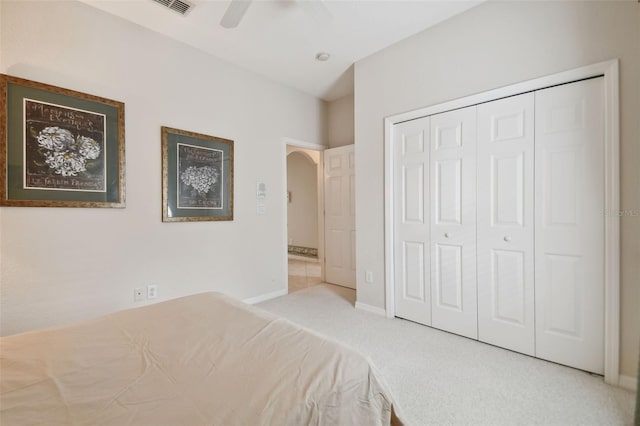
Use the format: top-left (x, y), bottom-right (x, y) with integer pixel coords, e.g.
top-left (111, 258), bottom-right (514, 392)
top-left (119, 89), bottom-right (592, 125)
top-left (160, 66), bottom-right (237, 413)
top-left (618, 374), bottom-right (637, 392)
top-left (355, 301), bottom-right (386, 316)
top-left (243, 288), bottom-right (288, 305)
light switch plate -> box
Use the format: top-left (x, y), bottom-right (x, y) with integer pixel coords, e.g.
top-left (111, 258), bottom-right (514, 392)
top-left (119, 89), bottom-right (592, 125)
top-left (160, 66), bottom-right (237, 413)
top-left (256, 181), bottom-right (266, 199)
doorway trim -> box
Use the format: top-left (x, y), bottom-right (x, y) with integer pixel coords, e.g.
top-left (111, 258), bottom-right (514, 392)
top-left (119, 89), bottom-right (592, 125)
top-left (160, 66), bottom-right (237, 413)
top-left (282, 137), bottom-right (326, 288)
top-left (383, 60), bottom-right (620, 385)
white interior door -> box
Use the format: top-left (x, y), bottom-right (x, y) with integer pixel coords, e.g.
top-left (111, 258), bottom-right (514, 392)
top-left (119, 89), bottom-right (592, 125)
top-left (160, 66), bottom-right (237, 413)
top-left (477, 93), bottom-right (535, 355)
top-left (392, 117), bottom-right (431, 325)
top-left (324, 145), bottom-right (355, 288)
top-left (534, 77), bottom-right (605, 374)
top-left (429, 106), bottom-right (477, 339)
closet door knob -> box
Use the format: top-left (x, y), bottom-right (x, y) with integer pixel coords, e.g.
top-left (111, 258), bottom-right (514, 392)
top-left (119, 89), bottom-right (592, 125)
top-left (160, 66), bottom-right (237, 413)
top-left (444, 233), bottom-right (450, 238)
top-left (504, 236), bottom-right (512, 242)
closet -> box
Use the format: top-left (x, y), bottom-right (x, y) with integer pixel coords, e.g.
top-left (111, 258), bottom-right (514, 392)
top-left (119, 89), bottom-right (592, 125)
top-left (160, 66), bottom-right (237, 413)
top-left (392, 77), bottom-right (604, 374)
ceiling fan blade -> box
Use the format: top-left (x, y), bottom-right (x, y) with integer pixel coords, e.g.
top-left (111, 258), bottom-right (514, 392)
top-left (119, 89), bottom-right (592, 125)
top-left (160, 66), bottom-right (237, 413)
top-left (298, 0), bottom-right (332, 25)
top-left (220, 0), bottom-right (252, 29)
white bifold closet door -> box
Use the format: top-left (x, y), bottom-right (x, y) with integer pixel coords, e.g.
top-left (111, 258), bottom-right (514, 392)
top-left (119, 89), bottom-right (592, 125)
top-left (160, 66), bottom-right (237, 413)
top-left (534, 77), bottom-right (604, 374)
top-left (392, 77), bottom-right (605, 375)
top-left (477, 93), bottom-right (535, 355)
top-left (393, 117), bottom-right (431, 325)
top-left (429, 106), bottom-right (477, 339)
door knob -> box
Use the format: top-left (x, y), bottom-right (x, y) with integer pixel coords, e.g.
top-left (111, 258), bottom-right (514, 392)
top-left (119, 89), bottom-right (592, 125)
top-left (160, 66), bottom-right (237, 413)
top-left (504, 236), bottom-right (512, 242)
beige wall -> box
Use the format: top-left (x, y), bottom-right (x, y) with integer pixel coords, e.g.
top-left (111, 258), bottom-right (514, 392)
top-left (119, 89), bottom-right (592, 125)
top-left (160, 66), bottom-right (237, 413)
top-left (0, 1), bottom-right (327, 335)
top-left (287, 151), bottom-right (318, 249)
top-left (354, 1), bottom-right (639, 377)
top-left (328, 94), bottom-right (354, 148)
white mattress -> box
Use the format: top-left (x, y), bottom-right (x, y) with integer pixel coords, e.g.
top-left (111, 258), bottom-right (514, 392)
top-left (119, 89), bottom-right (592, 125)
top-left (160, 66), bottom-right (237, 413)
top-left (1, 292), bottom-right (404, 425)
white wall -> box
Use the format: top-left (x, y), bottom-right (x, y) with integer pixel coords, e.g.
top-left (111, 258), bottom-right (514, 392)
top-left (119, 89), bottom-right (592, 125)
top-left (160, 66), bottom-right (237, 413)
top-left (328, 93), bottom-right (354, 148)
top-left (355, 1), bottom-right (639, 378)
top-left (0, 0), bottom-right (327, 336)
top-left (287, 151), bottom-right (318, 249)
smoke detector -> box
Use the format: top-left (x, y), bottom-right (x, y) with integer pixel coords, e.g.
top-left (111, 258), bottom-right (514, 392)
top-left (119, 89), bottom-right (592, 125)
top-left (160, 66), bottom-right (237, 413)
top-left (315, 52), bottom-right (331, 62)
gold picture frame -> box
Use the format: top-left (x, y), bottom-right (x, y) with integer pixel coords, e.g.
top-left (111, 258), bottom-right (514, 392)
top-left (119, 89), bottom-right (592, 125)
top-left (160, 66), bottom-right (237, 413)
top-left (0, 74), bottom-right (125, 207)
top-left (162, 126), bottom-right (234, 222)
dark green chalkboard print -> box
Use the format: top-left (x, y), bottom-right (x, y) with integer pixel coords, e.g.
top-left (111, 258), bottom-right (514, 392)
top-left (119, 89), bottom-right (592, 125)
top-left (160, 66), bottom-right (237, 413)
top-left (24, 99), bottom-right (106, 192)
top-left (177, 143), bottom-right (223, 209)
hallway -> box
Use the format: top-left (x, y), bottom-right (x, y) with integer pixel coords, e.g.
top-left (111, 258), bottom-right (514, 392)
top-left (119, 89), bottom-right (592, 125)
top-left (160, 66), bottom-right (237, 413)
top-left (288, 258), bottom-right (322, 293)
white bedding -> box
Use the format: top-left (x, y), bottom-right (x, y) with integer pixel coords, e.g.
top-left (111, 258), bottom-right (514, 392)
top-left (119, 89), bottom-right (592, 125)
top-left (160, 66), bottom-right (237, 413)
top-left (1, 292), bottom-right (404, 425)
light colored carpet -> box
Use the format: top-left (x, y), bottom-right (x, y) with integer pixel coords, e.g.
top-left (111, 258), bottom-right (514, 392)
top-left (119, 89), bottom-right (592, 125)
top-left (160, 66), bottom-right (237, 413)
top-left (258, 284), bottom-right (636, 426)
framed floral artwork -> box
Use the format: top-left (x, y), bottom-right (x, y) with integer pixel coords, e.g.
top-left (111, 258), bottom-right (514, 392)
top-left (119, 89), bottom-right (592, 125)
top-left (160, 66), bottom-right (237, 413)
top-left (0, 74), bottom-right (125, 207)
top-left (162, 126), bottom-right (233, 222)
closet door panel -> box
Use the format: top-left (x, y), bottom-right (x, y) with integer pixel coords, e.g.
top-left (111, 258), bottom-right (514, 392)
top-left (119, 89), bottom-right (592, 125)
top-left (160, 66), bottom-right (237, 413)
top-left (534, 77), bottom-right (604, 374)
top-left (491, 250), bottom-right (526, 323)
top-left (393, 117), bottom-right (431, 326)
top-left (430, 106), bottom-right (477, 339)
top-left (477, 93), bottom-right (535, 355)
top-left (434, 243), bottom-right (463, 310)
top-left (435, 159), bottom-right (462, 224)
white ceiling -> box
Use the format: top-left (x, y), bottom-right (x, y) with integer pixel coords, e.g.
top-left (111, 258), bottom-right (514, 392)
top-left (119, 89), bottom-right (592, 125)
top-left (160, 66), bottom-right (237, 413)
top-left (78, 0), bottom-right (481, 101)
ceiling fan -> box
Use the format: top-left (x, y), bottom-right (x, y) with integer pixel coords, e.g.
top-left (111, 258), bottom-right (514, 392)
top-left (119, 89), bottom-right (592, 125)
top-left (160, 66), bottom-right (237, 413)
top-left (220, 0), bottom-right (332, 29)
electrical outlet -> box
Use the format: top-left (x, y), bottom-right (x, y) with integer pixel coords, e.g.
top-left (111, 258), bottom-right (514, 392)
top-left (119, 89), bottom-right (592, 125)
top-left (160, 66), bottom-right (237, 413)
top-left (147, 284), bottom-right (158, 299)
top-left (365, 271), bottom-right (374, 283)
top-left (134, 287), bottom-right (145, 302)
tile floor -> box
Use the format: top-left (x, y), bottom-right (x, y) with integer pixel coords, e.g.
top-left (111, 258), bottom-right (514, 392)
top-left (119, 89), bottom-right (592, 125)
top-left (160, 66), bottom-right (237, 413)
top-left (288, 258), bottom-right (323, 293)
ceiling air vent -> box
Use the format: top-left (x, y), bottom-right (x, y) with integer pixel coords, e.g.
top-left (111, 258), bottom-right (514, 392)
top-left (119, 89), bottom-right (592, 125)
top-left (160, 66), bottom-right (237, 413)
top-left (151, 0), bottom-right (193, 16)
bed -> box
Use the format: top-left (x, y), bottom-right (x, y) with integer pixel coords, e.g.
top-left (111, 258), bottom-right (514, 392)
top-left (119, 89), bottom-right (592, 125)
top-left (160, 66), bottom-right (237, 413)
top-left (0, 292), bottom-right (404, 425)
